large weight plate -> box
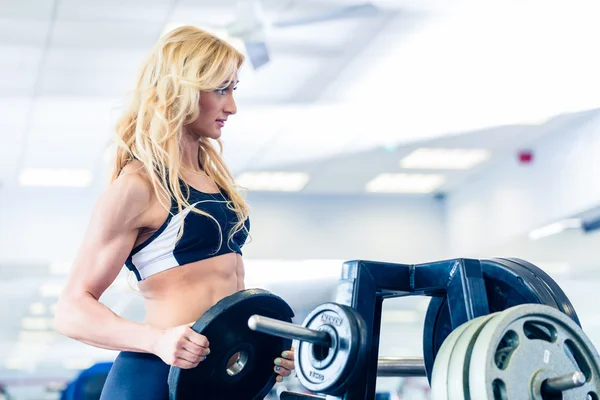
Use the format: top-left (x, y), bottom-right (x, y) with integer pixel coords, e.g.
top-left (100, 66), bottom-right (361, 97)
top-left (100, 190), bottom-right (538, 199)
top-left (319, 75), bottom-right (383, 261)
top-left (500, 257), bottom-right (581, 326)
top-left (168, 289), bottom-right (294, 400)
top-left (490, 258), bottom-right (558, 309)
top-left (423, 258), bottom-right (568, 381)
top-left (469, 304), bottom-right (600, 399)
top-left (445, 314), bottom-right (495, 400)
top-left (430, 316), bottom-right (490, 400)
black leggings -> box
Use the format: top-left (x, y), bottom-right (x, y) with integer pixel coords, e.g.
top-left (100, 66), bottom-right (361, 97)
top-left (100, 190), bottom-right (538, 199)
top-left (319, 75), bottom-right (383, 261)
top-left (100, 352), bottom-right (170, 400)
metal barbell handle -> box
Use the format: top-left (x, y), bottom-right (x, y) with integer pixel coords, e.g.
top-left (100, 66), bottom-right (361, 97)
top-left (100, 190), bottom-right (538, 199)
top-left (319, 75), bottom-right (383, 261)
top-left (377, 357), bottom-right (426, 377)
top-left (542, 372), bottom-right (586, 394)
top-left (248, 315), bottom-right (427, 377)
top-left (248, 315), bottom-right (332, 347)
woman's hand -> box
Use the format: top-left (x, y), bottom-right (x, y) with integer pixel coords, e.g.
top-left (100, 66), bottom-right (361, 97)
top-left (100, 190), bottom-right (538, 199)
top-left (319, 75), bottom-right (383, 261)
top-left (153, 324), bottom-right (211, 369)
top-left (274, 347), bottom-right (295, 382)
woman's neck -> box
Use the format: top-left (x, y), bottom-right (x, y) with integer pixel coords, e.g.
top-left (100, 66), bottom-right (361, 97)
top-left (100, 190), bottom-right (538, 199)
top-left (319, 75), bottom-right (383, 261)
top-left (180, 129), bottom-right (202, 172)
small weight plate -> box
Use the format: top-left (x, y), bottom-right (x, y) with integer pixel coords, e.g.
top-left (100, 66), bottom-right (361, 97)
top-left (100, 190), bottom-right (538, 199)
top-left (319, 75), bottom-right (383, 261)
top-left (168, 288), bottom-right (294, 400)
top-left (469, 304), bottom-right (600, 400)
top-left (294, 303), bottom-right (367, 395)
top-left (500, 257), bottom-right (581, 326)
top-left (431, 316), bottom-right (491, 400)
top-left (423, 259), bottom-right (560, 381)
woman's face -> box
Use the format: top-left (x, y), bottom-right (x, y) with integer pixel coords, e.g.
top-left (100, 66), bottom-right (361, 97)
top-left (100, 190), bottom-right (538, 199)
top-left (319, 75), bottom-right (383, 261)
top-left (187, 76), bottom-right (238, 140)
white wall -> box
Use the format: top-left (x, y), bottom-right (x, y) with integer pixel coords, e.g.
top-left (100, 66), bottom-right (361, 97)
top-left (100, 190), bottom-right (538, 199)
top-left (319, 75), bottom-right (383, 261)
top-left (0, 188), bottom-right (97, 265)
top-left (0, 189), bottom-right (448, 266)
top-left (244, 192), bottom-right (447, 263)
top-left (445, 112), bottom-right (600, 256)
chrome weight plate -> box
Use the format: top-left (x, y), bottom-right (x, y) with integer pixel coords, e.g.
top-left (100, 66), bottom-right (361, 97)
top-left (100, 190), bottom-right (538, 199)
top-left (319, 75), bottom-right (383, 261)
top-left (294, 303), bottom-right (368, 395)
top-left (469, 304), bottom-right (600, 400)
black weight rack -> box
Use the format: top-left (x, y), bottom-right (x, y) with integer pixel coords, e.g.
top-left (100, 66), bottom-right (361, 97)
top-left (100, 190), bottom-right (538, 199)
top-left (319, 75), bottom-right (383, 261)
top-left (283, 258), bottom-right (490, 400)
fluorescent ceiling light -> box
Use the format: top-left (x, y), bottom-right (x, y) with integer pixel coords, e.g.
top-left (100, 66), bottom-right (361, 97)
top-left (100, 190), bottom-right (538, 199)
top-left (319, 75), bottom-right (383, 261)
top-left (400, 148), bottom-right (490, 170)
top-left (528, 218), bottom-right (582, 241)
top-left (366, 173), bottom-right (445, 193)
top-left (236, 172), bottom-right (310, 192)
top-left (19, 168), bottom-right (92, 188)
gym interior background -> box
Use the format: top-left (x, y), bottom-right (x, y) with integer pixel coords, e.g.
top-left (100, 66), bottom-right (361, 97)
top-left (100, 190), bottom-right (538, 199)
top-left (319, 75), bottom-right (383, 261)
top-left (2, 0), bottom-right (600, 399)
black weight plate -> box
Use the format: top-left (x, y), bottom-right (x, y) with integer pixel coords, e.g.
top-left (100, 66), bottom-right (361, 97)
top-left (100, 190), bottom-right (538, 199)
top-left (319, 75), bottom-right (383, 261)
top-left (168, 288), bottom-right (294, 400)
top-left (500, 257), bottom-right (581, 326)
top-left (490, 258), bottom-right (558, 309)
top-left (422, 258), bottom-right (559, 382)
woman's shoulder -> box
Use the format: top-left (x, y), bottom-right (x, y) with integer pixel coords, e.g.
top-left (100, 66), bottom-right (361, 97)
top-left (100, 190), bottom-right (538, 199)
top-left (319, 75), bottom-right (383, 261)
top-left (111, 160), bottom-right (155, 204)
top-left (120, 159), bottom-right (147, 178)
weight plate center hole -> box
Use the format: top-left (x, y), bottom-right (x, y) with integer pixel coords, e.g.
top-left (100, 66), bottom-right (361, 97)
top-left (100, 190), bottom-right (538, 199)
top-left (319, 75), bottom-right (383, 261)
top-left (312, 343), bottom-right (330, 362)
top-left (541, 385), bottom-right (563, 400)
top-left (226, 351), bottom-right (249, 377)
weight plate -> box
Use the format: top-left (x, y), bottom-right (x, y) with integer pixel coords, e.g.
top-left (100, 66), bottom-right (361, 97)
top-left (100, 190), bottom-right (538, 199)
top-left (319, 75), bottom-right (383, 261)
top-left (490, 258), bottom-right (558, 309)
top-left (446, 314), bottom-right (496, 400)
top-left (168, 289), bottom-right (294, 400)
top-left (469, 304), bottom-right (600, 400)
top-left (500, 257), bottom-right (581, 326)
top-left (423, 259), bottom-right (560, 381)
top-left (431, 316), bottom-right (491, 400)
top-left (294, 303), bottom-right (367, 395)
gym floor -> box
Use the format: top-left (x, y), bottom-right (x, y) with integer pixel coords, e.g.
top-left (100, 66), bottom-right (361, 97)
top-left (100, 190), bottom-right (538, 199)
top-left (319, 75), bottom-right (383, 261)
top-left (1, 1), bottom-right (600, 399)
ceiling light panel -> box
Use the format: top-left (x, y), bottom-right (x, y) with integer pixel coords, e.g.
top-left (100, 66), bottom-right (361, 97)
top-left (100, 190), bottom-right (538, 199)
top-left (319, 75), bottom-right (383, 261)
top-left (400, 148), bottom-right (490, 170)
top-left (366, 173), bottom-right (445, 193)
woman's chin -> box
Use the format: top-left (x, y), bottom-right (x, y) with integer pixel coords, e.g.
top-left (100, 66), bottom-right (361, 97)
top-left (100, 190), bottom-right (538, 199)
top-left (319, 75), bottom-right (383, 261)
top-left (196, 129), bottom-right (222, 140)
top-left (209, 129), bottom-right (222, 139)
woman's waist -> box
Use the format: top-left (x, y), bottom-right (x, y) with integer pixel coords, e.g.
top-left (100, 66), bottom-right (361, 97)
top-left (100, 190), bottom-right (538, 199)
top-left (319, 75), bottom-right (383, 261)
top-left (139, 254), bottom-right (242, 293)
top-left (142, 290), bottom-right (238, 328)
top-left (140, 275), bottom-right (241, 328)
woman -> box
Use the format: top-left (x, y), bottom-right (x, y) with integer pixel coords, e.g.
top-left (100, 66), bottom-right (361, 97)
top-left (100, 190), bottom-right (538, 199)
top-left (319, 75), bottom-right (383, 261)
top-left (54, 26), bottom-right (294, 399)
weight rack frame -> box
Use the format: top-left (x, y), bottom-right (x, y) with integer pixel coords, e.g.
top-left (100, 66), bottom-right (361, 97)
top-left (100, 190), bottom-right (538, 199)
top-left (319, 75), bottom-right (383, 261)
top-left (328, 258), bottom-right (491, 400)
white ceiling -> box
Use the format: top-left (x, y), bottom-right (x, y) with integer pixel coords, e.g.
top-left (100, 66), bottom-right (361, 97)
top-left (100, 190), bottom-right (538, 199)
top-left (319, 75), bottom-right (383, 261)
top-left (2, 0), bottom-right (600, 193)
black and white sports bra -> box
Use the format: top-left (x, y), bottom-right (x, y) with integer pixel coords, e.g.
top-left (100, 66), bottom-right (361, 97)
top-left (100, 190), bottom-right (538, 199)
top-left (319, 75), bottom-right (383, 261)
top-left (124, 181), bottom-right (250, 281)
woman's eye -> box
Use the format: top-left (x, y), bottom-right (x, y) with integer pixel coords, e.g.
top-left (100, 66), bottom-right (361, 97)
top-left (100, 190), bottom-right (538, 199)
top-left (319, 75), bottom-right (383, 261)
top-left (216, 86), bottom-right (237, 95)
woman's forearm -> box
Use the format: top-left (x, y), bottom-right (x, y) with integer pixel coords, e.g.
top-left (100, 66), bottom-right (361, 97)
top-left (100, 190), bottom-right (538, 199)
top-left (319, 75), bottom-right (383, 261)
top-left (55, 293), bottom-right (162, 354)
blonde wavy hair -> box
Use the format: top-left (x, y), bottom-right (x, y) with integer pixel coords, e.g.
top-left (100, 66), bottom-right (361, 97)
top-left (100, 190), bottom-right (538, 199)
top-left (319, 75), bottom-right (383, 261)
top-left (110, 25), bottom-right (250, 251)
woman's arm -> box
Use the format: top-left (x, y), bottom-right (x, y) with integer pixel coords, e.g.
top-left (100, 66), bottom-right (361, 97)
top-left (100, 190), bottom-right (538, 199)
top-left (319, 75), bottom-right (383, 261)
top-left (54, 171), bottom-right (161, 353)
